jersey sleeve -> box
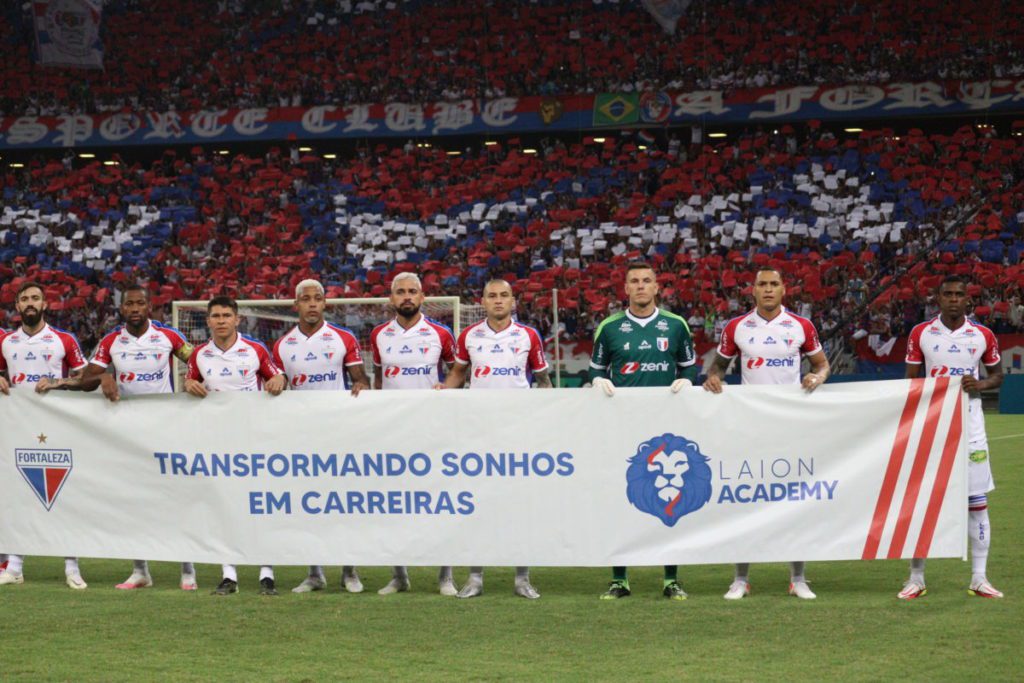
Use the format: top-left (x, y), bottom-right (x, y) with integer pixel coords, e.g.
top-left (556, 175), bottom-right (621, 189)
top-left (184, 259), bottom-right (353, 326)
top-left (339, 329), bottom-right (363, 367)
top-left (717, 317), bottom-right (740, 359)
top-left (90, 332), bottom-right (117, 368)
top-left (439, 328), bottom-right (457, 365)
top-left (905, 324), bottom-right (926, 364)
top-left (589, 320), bottom-right (612, 380)
top-left (454, 327), bottom-right (472, 365)
top-left (61, 333), bottom-right (88, 371)
top-left (186, 346), bottom-right (202, 381)
top-left (255, 343), bottom-right (283, 381)
top-left (526, 327), bottom-right (549, 372)
top-left (369, 325), bottom-right (384, 366)
top-left (0, 333), bottom-right (7, 373)
top-left (271, 337), bottom-right (285, 371)
top-left (797, 317), bottom-right (823, 355)
top-left (981, 327), bottom-right (1001, 366)
top-left (675, 319), bottom-right (697, 368)
top-left (159, 326), bottom-right (193, 362)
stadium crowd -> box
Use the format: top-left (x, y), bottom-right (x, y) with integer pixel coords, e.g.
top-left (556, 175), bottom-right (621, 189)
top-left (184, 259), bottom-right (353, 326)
top-left (3, 0), bottom-right (1024, 117)
top-left (2, 123), bottom-right (1023, 356)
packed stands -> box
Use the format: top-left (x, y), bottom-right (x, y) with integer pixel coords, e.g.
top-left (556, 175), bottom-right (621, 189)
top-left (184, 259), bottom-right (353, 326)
top-left (3, 0), bottom-right (1024, 117)
top-left (2, 123), bottom-right (1022, 358)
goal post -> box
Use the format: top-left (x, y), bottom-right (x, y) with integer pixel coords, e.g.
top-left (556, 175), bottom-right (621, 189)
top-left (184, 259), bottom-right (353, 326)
top-left (170, 297), bottom-right (476, 391)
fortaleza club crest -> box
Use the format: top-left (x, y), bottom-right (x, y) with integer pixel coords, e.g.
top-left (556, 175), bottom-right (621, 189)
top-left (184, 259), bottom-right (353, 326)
top-left (626, 434), bottom-right (712, 527)
top-left (16, 448), bottom-right (73, 511)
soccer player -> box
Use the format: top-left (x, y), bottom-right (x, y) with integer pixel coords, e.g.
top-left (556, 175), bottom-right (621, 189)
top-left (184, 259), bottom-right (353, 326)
top-left (272, 279), bottom-right (369, 594)
top-left (185, 295), bottom-right (286, 596)
top-left (438, 279), bottom-right (551, 600)
top-left (36, 284), bottom-right (200, 591)
top-left (702, 267), bottom-right (829, 600)
top-left (899, 275), bottom-right (1004, 599)
top-left (368, 272), bottom-right (459, 596)
top-left (589, 261), bottom-right (698, 601)
top-left (0, 281), bottom-right (90, 589)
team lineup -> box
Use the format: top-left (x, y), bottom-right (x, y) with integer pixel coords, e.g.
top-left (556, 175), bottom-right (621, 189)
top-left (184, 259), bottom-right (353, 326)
top-left (0, 264), bottom-right (1004, 601)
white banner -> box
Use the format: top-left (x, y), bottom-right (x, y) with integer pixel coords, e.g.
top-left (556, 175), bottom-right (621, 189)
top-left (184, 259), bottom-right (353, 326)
top-left (0, 380), bottom-right (967, 566)
top-left (33, 0), bottom-right (103, 69)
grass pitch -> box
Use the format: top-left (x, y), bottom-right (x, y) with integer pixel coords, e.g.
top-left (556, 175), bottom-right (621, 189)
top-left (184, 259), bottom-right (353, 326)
top-left (1, 416), bottom-right (1021, 682)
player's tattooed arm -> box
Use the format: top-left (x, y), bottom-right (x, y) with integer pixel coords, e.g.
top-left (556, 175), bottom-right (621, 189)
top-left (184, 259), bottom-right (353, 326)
top-left (701, 353), bottom-right (731, 393)
top-left (534, 369), bottom-right (553, 389)
top-left (35, 366), bottom-right (102, 394)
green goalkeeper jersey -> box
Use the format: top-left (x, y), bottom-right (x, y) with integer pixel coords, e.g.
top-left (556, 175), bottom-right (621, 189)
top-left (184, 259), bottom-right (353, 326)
top-left (589, 308), bottom-right (697, 387)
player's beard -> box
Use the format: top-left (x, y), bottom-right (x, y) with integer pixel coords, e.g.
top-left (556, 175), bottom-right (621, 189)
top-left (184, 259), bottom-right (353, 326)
top-left (397, 303), bottom-right (420, 319)
top-left (20, 307), bottom-right (42, 328)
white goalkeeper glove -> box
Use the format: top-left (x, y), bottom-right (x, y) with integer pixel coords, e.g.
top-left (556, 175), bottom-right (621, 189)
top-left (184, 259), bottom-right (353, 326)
top-left (670, 378), bottom-right (692, 393)
top-left (592, 377), bottom-right (615, 396)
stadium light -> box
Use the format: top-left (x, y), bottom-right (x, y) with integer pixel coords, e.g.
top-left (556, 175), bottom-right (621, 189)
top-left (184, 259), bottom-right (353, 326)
top-left (523, 148), bottom-right (538, 154)
top-left (78, 153), bottom-right (96, 158)
top-left (592, 137), bottom-right (606, 143)
top-left (446, 150), bottom-right (461, 156)
top-left (216, 150), bottom-right (230, 155)
top-left (708, 133), bottom-right (727, 138)
top-left (844, 127), bottom-right (864, 133)
top-left (638, 145), bottom-right (647, 151)
top-left (298, 146), bottom-right (313, 152)
top-left (484, 141), bottom-right (499, 146)
top-left (322, 153), bottom-right (337, 159)
top-left (103, 160), bottom-right (119, 166)
top-left (10, 163), bottom-right (24, 168)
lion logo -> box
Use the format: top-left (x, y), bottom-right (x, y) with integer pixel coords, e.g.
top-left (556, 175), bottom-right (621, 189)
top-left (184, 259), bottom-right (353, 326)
top-left (626, 433), bottom-right (712, 527)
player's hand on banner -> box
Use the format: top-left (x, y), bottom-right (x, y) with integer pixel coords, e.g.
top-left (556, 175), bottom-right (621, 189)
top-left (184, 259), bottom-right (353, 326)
top-left (35, 377), bottom-right (59, 394)
top-left (184, 378), bottom-right (208, 398)
top-left (702, 375), bottom-right (724, 393)
top-left (592, 377), bottom-right (615, 396)
top-left (100, 374), bottom-right (120, 402)
top-left (670, 378), bottom-right (692, 393)
top-left (265, 374), bottom-right (286, 396)
top-left (960, 375), bottom-right (979, 393)
top-left (0, 376), bottom-right (9, 395)
top-left (801, 372), bottom-right (823, 392)
top-left (350, 381), bottom-right (369, 397)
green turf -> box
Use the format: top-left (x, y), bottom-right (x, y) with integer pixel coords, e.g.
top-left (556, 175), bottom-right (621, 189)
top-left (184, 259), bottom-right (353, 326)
top-left (1, 416), bottom-right (1021, 682)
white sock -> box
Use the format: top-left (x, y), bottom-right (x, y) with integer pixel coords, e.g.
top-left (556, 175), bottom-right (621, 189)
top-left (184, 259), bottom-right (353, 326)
top-left (969, 506), bottom-right (991, 581)
top-left (909, 558), bottom-right (926, 584)
top-left (392, 566), bottom-right (409, 581)
top-left (133, 559), bottom-right (149, 575)
top-left (467, 567), bottom-right (483, 583)
top-left (308, 565), bottom-right (324, 578)
top-left (181, 562), bottom-right (195, 576)
top-left (221, 564), bottom-right (238, 582)
top-left (438, 566), bottom-right (453, 582)
top-left (790, 561), bottom-right (806, 582)
top-left (515, 567), bottom-right (530, 582)
top-left (7, 554), bottom-right (24, 574)
top-left (65, 557), bottom-right (80, 575)
top-left (259, 565), bottom-right (274, 581)
top-left (734, 563), bottom-right (750, 582)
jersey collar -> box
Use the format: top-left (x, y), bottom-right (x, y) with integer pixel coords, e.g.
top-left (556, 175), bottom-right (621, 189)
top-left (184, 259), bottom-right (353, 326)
top-left (626, 308), bottom-right (660, 328)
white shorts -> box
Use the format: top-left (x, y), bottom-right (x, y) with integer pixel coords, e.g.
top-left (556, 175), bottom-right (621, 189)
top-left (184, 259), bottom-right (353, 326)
top-left (968, 443), bottom-right (994, 497)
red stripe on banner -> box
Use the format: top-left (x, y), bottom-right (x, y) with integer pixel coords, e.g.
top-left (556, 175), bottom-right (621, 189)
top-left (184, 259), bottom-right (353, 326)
top-left (861, 380), bottom-right (924, 559)
top-left (913, 393), bottom-right (964, 558)
top-left (886, 378), bottom-right (950, 559)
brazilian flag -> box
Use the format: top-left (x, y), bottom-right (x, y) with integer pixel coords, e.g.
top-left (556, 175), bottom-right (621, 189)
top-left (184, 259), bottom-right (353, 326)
top-left (593, 93), bottom-right (639, 126)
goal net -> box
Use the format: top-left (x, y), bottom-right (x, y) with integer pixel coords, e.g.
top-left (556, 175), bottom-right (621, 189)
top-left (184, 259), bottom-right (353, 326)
top-left (170, 297), bottom-right (482, 390)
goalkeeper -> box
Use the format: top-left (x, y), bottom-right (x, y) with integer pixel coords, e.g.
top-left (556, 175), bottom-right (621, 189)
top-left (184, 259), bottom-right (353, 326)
top-left (588, 261), bottom-right (698, 601)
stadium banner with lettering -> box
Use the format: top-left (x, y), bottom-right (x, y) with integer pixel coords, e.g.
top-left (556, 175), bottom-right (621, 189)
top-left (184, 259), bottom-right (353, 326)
top-left (33, 0), bottom-right (104, 69)
top-left (0, 379), bottom-right (966, 566)
top-left (3, 79), bottom-right (1024, 149)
